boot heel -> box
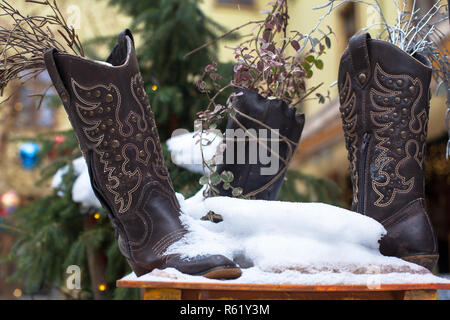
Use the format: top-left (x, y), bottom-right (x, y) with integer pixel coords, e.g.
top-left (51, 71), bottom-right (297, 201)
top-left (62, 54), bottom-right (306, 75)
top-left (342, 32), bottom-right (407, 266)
top-left (127, 259), bottom-right (151, 277)
top-left (402, 254), bottom-right (439, 271)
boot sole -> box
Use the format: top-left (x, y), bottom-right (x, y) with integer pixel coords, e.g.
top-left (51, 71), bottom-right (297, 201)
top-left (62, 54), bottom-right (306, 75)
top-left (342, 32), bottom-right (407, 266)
top-left (130, 259), bottom-right (242, 280)
top-left (201, 267), bottom-right (242, 280)
top-left (401, 254), bottom-right (439, 271)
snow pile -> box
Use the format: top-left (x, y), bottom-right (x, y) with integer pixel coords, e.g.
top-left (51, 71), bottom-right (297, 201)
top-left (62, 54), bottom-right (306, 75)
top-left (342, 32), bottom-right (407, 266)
top-left (166, 131), bottom-right (222, 174)
top-left (122, 266), bottom-right (448, 286)
top-left (51, 156), bottom-right (102, 209)
top-left (122, 188), bottom-right (450, 285)
top-left (168, 189), bottom-right (427, 274)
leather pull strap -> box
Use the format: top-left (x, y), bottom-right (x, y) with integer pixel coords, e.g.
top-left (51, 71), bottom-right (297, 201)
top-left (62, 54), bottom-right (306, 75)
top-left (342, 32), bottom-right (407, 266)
top-left (122, 28), bottom-right (134, 45)
top-left (44, 48), bottom-right (70, 105)
top-left (348, 33), bottom-right (372, 87)
top-left (106, 28), bottom-right (134, 66)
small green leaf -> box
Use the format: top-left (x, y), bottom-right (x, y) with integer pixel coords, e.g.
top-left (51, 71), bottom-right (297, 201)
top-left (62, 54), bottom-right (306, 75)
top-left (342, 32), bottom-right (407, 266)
top-left (199, 176), bottom-right (209, 185)
top-left (305, 55), bottom-right (315, 63)
top-left (319, 95), bottom-right (325, 104)
top-left (220, 171), bottom-right (234, 183)
top-left (301, 61), bottom-right (310, 71)
top-left (325, 36), bottom-right (331, 49)
top-left (232, 187), bottom-right (243, 197)
top-left (210, 172), bottom-right (221, 185)
top-left (314, 59), bottom-right (324, 70)
top-left (223, 182), bottom-right (231, 190)
top-left (306, 69), bottom-right (313, 78)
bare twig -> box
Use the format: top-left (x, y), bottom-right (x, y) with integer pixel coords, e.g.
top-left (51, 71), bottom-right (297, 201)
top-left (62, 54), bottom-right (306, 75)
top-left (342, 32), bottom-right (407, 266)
top-left (0, 0), bottom-right (84, 97)
top-left (314, 0), bottom-right (449, 157)
top-left (184, 19), bottom-right (264, 59)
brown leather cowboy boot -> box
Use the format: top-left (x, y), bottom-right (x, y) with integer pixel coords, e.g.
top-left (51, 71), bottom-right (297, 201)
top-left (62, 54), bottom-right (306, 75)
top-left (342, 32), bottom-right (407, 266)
top-left (338, 33), bottom-right (438, 270)
top-left (44, 29), bottom-right (241, 279)
top-left (215, 88), bottom-right (305, 200)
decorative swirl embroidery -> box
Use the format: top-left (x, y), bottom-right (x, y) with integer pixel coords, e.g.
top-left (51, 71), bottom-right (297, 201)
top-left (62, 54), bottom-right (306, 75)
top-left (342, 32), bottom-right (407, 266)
top-left (71, 73), bottom-right (165, 214)
top-left (339, 72), bottom-right (359, 205)
top-left (369, 63), bottom-right (426, 207)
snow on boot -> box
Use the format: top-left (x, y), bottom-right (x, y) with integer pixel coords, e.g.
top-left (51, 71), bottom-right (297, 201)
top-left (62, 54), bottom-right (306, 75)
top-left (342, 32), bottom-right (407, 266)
top-left (338, 33), bottom-right (438, 271)
top-left (44, 29), bottom-right (241, 279)
top-left (215, 88), bottom-right (305, 200)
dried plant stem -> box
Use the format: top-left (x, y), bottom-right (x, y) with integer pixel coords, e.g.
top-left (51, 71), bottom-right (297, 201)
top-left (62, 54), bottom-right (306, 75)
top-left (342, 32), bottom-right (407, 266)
top-left (291, 82), bottom-right (324, 106)
top-left (0, 0), bottom-right (84, 97)
top-left (184, 19), bottom-right (264, 59)
top-left (314, 0), bottom-right (449, 157)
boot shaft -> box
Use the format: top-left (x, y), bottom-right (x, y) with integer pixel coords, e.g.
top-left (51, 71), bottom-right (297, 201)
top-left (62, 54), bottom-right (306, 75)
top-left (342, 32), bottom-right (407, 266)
top-left (338, 33), bottom-right (432, 222)
top-left (44, 30), bottom-right (185, 263)
top-left (44, 30), bottom-right (177, 217)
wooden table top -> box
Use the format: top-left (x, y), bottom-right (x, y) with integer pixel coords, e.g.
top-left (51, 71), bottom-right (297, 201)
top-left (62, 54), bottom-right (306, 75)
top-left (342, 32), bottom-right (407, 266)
top-left (117, 279), bottom-right (450, 292)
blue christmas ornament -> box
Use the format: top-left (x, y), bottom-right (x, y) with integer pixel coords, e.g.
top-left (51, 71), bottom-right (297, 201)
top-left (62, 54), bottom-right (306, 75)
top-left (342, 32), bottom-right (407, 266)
top-left (19, 142), bottom-right (40, 169)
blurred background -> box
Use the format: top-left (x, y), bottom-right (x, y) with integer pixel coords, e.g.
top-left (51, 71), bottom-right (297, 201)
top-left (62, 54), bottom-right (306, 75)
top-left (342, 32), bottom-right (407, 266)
top-left (0, 0), bottom-right (448, 299)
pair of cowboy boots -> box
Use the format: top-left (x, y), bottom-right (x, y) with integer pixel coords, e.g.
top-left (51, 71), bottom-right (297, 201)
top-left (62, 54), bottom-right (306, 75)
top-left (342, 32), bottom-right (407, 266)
top-left (338, 33), bottom-right (438, 271)
top-left (44, 29), bottom-right (305, 279)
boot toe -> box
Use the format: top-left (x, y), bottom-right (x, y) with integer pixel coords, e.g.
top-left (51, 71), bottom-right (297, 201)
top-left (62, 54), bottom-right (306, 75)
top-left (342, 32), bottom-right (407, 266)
top-left (165, 254), bottom-right (242, 279)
